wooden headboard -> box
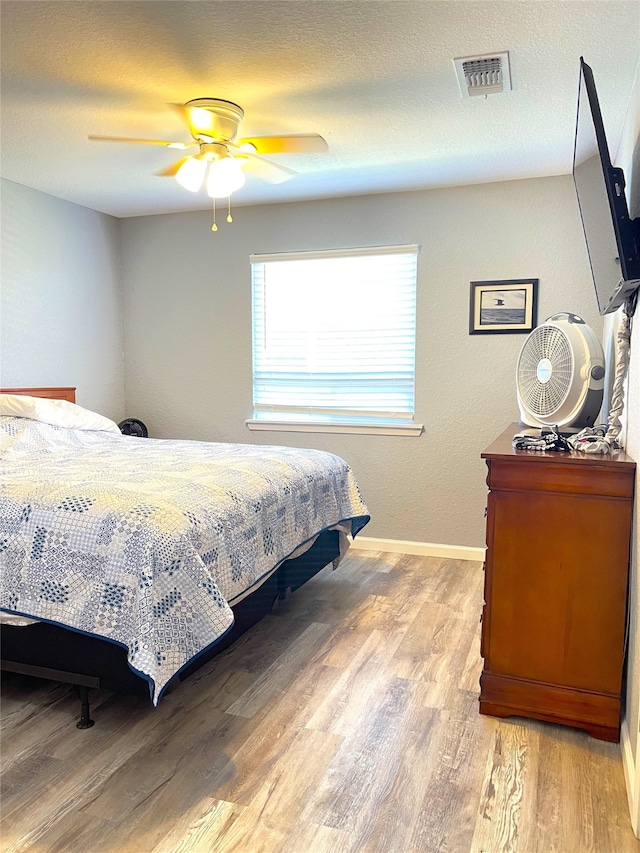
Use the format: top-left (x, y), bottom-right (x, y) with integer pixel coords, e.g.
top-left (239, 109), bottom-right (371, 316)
top-left (0, 387), bottom-right (76, 403)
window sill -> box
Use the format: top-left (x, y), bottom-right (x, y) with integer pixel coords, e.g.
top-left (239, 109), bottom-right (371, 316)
top-left (245, 419), bottom-right (424, 437)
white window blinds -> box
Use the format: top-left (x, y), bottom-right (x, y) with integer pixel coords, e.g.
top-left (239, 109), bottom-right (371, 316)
top-left (251, 245), bottom-right (419, 425)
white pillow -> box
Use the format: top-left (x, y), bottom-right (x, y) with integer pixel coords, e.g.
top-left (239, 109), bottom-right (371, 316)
top-left (0, 394), bottom-right (121, 434)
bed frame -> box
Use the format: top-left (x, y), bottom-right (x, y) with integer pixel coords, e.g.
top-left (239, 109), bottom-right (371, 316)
top-left (0, 387), bottom-right (341, 727)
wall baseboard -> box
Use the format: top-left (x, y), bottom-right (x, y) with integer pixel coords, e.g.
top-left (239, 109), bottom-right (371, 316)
top-left (349, 536), bottom-right (485, 562)
top-left (621, 718), bottom-right (640, 838)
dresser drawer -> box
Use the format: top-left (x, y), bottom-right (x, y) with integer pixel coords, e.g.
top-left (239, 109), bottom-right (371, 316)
top-left (487, 457), bottom-right (634, 499)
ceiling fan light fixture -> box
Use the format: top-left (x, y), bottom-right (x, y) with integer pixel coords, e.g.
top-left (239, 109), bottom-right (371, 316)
top-left (206, 155), bottom-right (246, 198)
top-left (89, 96), bottom-right (322, 231)
top-left (175, 155), bottom-right (207, 192)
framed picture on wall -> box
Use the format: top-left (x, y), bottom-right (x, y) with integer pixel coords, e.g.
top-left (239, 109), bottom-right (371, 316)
top-left (469, 279), bottom-right (538, 335)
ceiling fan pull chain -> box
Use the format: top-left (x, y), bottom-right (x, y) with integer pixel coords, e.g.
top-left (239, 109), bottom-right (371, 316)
top-left (227, 197), bottom-right (233, 223)
top-left (211, 197), bottom-right (218, 232)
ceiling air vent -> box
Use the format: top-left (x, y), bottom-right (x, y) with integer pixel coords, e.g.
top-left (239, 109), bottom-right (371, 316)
top-left (453, 52), bottom-right (511, 98)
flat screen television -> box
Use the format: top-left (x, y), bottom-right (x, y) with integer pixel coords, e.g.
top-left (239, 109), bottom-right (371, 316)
top-left (572, 57), bottom-right (640, 315)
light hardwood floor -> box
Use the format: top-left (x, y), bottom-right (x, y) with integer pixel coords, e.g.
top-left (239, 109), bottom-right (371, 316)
top-left (1, 551), bottom-right (638, 853)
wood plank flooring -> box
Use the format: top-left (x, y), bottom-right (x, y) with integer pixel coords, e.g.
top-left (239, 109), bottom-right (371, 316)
top-left (1, 551), bottom-right (638, 853)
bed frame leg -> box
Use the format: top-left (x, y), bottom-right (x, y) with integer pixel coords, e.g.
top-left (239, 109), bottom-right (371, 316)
top-left (74, 685), bottom-right (95, 729)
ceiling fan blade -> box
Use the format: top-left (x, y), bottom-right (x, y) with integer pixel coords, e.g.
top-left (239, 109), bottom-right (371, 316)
top-left (239, 152), bottom-right (297, 184)
top-left (88, 135), bottom-right (195, 150)
top-left (154, 157), bottom-right (192, 177)
top-left (238, 134), bottom-right (328, 155)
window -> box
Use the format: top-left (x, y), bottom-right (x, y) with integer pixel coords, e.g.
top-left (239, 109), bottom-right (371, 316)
top-left (249, 245), bottom-right (421, 435)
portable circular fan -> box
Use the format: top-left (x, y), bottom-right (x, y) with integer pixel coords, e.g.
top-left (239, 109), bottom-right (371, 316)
top-left (516, 312), bottom-right (606, 429)
top-left (118, 418), bottom-right (148, 438)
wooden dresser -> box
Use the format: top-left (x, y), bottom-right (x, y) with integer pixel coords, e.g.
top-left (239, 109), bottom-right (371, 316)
top-left (480, 424), bottom-right (636, 741)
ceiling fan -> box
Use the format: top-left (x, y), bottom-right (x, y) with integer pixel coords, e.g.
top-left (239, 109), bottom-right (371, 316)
top-left (89, 98), bottom-right (328, 205)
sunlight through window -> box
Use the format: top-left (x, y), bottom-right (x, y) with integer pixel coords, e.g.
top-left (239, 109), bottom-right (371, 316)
top-left (251, 246), bottom-right (419, 426)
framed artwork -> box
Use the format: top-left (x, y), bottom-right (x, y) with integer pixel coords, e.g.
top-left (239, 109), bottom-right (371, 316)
top-left (469, 279), bottom-right (538, 335)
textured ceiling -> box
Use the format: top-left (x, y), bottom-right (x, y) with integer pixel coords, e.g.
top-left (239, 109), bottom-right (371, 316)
top-left (1, 1), bottom-right (639, 218)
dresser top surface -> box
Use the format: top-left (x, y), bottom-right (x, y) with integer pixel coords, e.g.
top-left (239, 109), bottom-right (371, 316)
top-left (482, 423), bottom-right (636, 468)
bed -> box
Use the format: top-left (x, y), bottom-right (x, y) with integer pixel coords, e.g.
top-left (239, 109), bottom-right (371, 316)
top-left (0, 387), bottom-right (370, 726)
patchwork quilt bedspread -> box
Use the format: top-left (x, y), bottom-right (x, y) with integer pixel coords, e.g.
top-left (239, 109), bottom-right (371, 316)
top-left (0, 417), bottom-right (369, 702)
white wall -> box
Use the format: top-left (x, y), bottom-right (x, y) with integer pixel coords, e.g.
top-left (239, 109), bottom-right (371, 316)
top-left (612, 61), bottom-right (640, 836)
top-left (0, 179), bottom-right (124, 419)
top-left (119, 175), bottom-right (601, 549)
